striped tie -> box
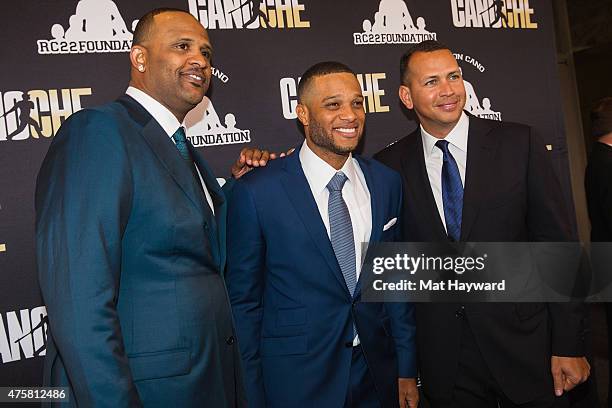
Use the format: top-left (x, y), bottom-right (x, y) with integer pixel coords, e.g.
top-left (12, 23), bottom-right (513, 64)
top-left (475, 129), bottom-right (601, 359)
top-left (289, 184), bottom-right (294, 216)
top-left (327, 172), bottom-right (357, 297)
top-left (436, 139), bottom-right (463, 241)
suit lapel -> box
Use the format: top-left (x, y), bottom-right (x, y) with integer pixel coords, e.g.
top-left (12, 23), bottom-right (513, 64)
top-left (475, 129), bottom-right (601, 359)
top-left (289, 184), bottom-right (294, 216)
top-left (353, 156), bottom-right (382, 297)
top-left (401, 129), bottom-right (448, 240)
top-left (189, 144), bottom-right (226, 271)
top-left (280, 148), bottom-right (352, 300)
top-left (118, 95), bottom-right (224, 269)
top-left (460, 116), bottom-right (500, 241)
top-left (119, 95), bottom-right (209, 217)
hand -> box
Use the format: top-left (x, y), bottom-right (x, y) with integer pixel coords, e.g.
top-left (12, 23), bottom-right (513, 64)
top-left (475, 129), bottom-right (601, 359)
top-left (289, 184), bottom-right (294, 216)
top-left (398, 377), bottom-right (419, 408)
top-left (551, 356), bottom-right (590, 396)
top-left (230, 147), bottom-right (295, 179)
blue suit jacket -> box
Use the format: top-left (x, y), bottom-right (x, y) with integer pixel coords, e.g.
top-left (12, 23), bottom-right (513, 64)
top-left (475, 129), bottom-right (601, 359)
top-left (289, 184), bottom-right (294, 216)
top-left (35, 95), bottom-right (245, 407)
top-left (225, 146), bottom-right (416, 408)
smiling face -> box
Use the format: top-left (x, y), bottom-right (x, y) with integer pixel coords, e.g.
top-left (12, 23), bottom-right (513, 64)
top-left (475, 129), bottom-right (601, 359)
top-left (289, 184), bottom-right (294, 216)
top-left (399, 49), bottom-right (466, 138)
top-left (296, 72), bottom-right (365, 169)
top-left (130, 11), bottom-right (212, 121)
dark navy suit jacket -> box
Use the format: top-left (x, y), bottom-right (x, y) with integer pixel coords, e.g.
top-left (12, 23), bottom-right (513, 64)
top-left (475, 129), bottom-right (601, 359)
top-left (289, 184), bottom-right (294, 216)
top-left (225, 146), bottom-right (416, 408)
top-left (36, 95), bottom-right (245, 407)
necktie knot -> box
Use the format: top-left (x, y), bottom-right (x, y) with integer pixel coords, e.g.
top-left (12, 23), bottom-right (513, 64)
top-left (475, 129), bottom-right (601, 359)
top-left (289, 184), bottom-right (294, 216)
top-left (435, 139), bottom-right (450, 155)
top-left (172, 127), bottom-right (191, 161)
top-left (173, 126), bottom-right (187, 143)
top-left (326, 172), bottom-right (348, 192)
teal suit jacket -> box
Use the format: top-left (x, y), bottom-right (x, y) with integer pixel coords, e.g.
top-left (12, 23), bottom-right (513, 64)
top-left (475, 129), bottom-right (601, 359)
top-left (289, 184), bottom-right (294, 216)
top-left (36, 95), bottom-right (245, 407)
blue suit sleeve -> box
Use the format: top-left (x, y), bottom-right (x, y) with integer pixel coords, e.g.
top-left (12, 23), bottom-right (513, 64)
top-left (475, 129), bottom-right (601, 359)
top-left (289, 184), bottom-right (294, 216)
top-left (35, 110), bottom-right (141, 407)
top-left (225, 179), bottom-right (267, 407)
top-left (383, 176), bottom-right (417, 378)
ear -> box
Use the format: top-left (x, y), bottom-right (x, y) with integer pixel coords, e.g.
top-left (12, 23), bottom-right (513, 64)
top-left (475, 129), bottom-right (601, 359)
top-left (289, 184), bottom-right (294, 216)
top-left (296, 103), bottom-right (309, 127)
top-left (398, 85), bottom-right (413, 110)
top-left (130, 46), bottom-right (147, 72)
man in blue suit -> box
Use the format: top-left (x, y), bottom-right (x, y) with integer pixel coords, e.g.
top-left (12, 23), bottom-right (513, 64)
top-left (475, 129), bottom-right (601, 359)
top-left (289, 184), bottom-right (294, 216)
top-left (36, 8), bottom-right (270, 407)
top-left (226, 62), bottom-right (418, 408)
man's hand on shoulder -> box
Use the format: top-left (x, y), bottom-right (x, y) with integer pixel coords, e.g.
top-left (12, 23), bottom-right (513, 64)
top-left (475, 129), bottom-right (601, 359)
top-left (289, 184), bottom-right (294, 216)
top-left (551, 356), bottom-right (590, 396)
top-left (398, 377), bottom-right (419, 408)
top-left (230, 147), bottom-right (295, 179)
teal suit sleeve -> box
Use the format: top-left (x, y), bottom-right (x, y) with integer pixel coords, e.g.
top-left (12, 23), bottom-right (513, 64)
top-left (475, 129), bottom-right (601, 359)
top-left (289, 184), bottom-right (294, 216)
top-left (225, 179), bottom-right (267, 407)
top-left (35, 110), bottom-right (141, 407)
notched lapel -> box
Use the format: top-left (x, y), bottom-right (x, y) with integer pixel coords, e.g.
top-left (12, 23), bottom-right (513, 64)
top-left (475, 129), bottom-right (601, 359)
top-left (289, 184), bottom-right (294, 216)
top-left (189, 143), bottom-right (226, 269)
top-left (400, 132), bottom-right (447, 240)
top-left (140, 120), bottom-right (208, 216)
top-left (280, 152), bottom-right (352, 300)
top-left (461, 118), bottom-right (501, 241)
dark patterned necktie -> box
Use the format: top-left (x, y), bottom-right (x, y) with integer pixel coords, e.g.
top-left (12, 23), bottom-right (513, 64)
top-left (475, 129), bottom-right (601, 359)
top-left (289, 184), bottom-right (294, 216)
top-left (435, 139), bottom-right (463, 241)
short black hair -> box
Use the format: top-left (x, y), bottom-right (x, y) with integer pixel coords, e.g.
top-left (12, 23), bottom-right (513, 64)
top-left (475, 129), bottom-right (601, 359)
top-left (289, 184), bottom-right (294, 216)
top-left (399, 40), bottom-right (452, 85)
top-left (133, 8), bottom-right (192, 46)
top-left (297, 61), bottom-right (356, 103)
top-left (591, 97), bottom-right (612, 139)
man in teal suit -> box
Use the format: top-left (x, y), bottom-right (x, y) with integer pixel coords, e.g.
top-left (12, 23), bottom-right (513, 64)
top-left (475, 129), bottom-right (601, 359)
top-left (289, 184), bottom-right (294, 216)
top-left (36, 8), bottom-right (267, 407)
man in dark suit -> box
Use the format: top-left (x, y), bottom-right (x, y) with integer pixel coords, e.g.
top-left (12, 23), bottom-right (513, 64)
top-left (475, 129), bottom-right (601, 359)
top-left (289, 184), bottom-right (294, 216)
top-left (585, 96), bottom-right (612, 407)
top-left (35, 8), bottom-right (270, 407)
top-left (375, 40), bottom-right (590, 407)
top-left (225, 62), bottom-right (418, 408)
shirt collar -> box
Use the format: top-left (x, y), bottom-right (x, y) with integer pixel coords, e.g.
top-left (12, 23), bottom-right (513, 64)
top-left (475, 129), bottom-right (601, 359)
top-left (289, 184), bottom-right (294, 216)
top-left (421, 111), bottom-right (469, 157)
top-left (126, 86), bottom-right (184, 137)
top-left (299, 140), bottom-right (358, 194)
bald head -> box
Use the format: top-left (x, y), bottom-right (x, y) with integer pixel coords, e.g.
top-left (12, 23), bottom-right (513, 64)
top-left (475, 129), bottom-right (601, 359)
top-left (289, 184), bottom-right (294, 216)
top-left (133, 8), bottom-right (195, 45)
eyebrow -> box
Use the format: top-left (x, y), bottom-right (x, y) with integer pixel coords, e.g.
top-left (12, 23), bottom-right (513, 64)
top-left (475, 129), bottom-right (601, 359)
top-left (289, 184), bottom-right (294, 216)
top-left (322, 93), bottom-right (363, 102)
top-left (175, 37), bottom-right (213, 52)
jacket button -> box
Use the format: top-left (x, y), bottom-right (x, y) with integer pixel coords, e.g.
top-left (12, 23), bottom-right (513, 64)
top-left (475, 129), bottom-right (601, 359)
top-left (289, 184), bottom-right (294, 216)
top-left (455, 305), bottom-right (465, 318)
top-left (344, 341), bottom-right (353, 348)
top-left (226, 336), bottom-right (235, 345)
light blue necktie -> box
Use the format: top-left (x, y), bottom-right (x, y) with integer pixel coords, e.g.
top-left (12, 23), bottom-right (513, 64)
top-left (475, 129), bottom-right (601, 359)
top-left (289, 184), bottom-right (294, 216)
top-left (327, 172), bottom-right (357, 297)
top-left (436, 139), bottom-right (463, 241)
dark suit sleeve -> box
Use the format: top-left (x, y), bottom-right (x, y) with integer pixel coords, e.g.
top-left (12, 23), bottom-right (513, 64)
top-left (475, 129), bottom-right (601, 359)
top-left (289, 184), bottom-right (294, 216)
top-left (383, 174), bottom-right (417, 378)
top-left (525, 129), bottom-right (585, 356)
top-left (225, 179), bottom-right (267, 407)
top-left (35, 110), bottom-right (141, 406)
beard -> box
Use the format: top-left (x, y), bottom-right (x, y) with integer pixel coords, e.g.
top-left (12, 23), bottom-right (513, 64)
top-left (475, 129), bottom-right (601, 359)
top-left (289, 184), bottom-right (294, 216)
top-left (308, 118), bottom-right (360, 156)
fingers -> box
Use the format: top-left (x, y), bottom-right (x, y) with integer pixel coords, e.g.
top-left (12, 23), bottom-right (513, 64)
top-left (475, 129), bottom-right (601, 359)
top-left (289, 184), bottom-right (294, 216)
top-left (552, 366), bottom-right (565, 397)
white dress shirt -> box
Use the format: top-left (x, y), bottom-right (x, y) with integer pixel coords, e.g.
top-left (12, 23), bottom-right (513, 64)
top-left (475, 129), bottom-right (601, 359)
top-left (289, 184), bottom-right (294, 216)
top-left (300, 141), bottom-right (371, 345)
top-left (126, 86), bottom-right (215, 214)
top-left (421, 111), bottom-right (469, 231)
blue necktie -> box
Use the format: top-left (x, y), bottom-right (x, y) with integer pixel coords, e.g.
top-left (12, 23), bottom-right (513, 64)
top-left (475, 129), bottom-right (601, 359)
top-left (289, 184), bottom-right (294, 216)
top-left (327, 172), bottom-right (357, 297)
top-left (173, 127), bottom-right (202, 184)
top-left (173, 127), bottom-right (215, 223)
top-left (436, 139), bottom-right (463, 241)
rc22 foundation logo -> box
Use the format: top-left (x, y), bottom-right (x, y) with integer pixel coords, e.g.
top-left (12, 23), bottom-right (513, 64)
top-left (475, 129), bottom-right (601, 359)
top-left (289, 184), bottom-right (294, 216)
top-left (0, 88), bottom-right (92, 142)
top-left (185, 67), bottom-right (252, 147)
top-left (454, 52), bottom-right (503, 121)
top-left (354, 0), bottom-right (436, 45)
top-left (189, 0), bottom-right (310, 29)
top-left (37, 0), bottom-right (137, 54)
top-left (451, 0), bottom-right (538, 29)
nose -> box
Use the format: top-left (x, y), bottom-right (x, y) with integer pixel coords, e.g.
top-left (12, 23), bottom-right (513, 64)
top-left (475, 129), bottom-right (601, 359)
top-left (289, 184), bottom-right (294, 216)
top-left (339, 104), bottom-right (358, 121)
top-left (189, 52), bottom-right (208, 69)
top-left (439, 79), bottom-right (455, 97)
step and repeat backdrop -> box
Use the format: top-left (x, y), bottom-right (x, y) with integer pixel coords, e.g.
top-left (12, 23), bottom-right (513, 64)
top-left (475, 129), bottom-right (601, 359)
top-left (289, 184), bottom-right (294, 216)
top-left (0, 0), bottom-right (569, 387)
